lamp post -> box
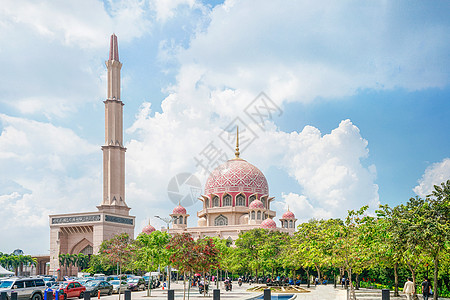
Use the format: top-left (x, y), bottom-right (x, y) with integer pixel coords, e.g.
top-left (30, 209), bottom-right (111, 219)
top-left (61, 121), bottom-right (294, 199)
top-left (155, 215), bottom-right (173, 290)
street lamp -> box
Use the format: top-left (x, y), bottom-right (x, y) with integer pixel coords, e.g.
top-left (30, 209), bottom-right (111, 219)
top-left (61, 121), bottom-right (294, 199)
top-left (155, 215), bottom-right (173, 290)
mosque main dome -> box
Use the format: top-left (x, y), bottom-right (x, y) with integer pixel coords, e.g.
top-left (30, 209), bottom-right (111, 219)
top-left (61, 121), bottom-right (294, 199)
top-left (204, 158), bottom-right (269, 196)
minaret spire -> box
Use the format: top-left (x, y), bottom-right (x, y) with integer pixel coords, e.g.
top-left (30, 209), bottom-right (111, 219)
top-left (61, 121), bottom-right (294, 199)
top-left (109, 33), bottom-right (119, 61)
top-left (99, 34), bottom-right (129, 215)
top-left (235, 126), bottom-right (240, 159)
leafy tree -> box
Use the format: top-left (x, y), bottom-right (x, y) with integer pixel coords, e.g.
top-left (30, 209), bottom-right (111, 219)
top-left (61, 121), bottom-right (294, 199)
top-left (101, 233), bottom-right (133, 274)
top-left (166, 233), bottom-right (197, 300)
top-left (133, 231), bottom-right (171, 296)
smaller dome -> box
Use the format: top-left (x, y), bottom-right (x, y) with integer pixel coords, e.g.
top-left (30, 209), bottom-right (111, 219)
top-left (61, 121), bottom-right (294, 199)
top-left (260, 218), bottom-right (277, 229)
top-left (173, 204), bottom-right (187, 215)
top-left (249, 199), bottom-right (264, 210)
top-left (282, 210), bottom-right (295, 219)
top-left (142, 224), bottom-right (156, 234)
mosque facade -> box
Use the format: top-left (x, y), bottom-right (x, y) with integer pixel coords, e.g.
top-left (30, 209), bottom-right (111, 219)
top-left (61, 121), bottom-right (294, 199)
top-left (162, 133), bottom-right (297, 240)
top-left (48, 34), bottom-right (135, 277)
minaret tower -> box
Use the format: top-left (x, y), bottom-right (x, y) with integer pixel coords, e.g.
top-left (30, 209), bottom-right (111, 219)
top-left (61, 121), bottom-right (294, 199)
top-left (97, 34), bottom-right (130, 215)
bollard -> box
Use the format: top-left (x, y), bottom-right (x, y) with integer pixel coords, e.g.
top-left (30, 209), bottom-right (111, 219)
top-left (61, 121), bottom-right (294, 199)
top-left (1, 292), bottom-right (7, 300)
top-left (167, 290), bottom-right (174, 300)
top-left (97, 290), bottom-right (100, 300)
top-left (83, 291), bottom-right (90, 300)
top-left (124, 290), bottom-right (131, 300)
top-left (263, 289), bottom-right (271, 300)
top-left (11, 292), bottom-right (17, 300)
top-left (213, 289), bottom-right (220, 300)
top-left (381, 289), bottom-right (390, 300)
top-left (55, 290), bottom-right (59, 300)
top-left (46, 291), bottom-right (54, 300)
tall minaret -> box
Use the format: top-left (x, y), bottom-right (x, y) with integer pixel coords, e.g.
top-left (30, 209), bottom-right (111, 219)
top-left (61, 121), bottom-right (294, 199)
top-left (98, 34), bottom-right (130, 215)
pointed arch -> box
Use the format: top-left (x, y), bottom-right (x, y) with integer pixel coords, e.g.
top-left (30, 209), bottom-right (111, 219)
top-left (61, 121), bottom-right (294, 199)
top-left (223, 193), bottom-right (232, 207)
top-left (236, 193), bottom-right (246, 206)
top-left (70, 238), bottom-right (93, 255)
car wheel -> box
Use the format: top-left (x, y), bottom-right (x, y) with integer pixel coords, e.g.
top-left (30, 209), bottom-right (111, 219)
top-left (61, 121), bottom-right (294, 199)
top-left (32, 293), bottom-right (43, 300)
top-left (79, 292), bottom-right (84, 299)
top-left (108, 289), bottom-right (112, 295)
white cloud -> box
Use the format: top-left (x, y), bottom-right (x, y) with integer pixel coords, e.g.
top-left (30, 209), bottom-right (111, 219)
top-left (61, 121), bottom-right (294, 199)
top-left (0, 114), bottom-right (100, 253)
top-left (279, 192), bottom-right (332, 221)
top-left (413, 158), bottom-right (450, 197)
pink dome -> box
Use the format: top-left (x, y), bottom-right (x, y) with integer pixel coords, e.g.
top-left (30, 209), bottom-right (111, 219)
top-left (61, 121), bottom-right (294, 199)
top-left (282, 210), bottom-right (295, 219)
top-left (173, 204), bottom-right (187, 215)
top-left (260, 218), bottom-right (277, 229)
top-left (142, 224), bottom-right (156, 234)
top-left (249, 199), bottom-right (264, 210)
top-left (205, 159), bottom-right (268, 196)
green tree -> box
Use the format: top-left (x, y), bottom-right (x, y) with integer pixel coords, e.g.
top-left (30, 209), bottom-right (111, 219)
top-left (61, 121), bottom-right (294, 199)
top-left (101, 233), bottom-right (133, 274)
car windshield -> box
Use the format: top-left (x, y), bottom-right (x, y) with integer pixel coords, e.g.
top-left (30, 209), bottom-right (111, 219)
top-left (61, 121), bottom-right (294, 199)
top-left (110, 281), bottom-right (120, 285)
top-left (0, 281), bottom-right (13, 289)
top-left (84, 281), bottom-right (99, 287)
top-left (127, 279), bottom-right (138, 283)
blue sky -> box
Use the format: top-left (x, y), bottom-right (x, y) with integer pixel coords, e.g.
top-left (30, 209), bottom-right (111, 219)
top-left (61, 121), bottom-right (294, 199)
top-left (0, 0), bottom-right (449, 254)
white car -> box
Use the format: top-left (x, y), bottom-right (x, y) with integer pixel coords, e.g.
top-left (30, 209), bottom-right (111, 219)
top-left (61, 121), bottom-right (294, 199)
top-left (109, 280), bottom-right (128, 294)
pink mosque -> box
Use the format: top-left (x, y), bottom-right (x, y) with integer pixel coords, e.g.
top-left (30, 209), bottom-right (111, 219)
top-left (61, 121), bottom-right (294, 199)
top-left (144, 134), bottom-right (298, 239)
top-left (49, 34), bottom-right (297, 275)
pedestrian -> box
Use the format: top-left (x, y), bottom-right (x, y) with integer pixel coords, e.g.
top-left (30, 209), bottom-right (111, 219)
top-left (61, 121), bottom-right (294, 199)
top-left (403, 278), bottom-right (415, 300)
top-left (341, 277), bottom-right (345, 288)
top-left (422, 278), bottom-right (431, 300)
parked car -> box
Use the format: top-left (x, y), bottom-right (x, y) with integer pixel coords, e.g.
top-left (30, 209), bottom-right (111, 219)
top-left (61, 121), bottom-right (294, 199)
top-left (0, 277), bottom-right (47, 300)
top-left (83, 281), bottom-right (112, 296)
top-left (126, 277), bottom-right (145, 291)
top-left (109, 280), bottom-right (128, 294)
top-left (52, 281), bottom-right (86, 299)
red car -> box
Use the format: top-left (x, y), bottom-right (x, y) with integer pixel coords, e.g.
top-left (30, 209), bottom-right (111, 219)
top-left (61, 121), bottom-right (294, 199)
top-left (52, 281), bottom-right (86, 300)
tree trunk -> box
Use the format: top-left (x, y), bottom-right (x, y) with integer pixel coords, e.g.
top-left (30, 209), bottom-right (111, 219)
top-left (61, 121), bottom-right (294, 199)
top-left (406, 261), bottom-right (419, 300)
top-left (348, 268), bottom-right (356, 300)
top-left (314, 264), bottom-right (321, 282)
top-left (355, 273), bottom-right (359, 290)
top-left (433, 254), bottom-right (439, 300)
top-left (394, 262), bottom-right (399, 297)
top-left (306, 268), bottom-right (310, 288)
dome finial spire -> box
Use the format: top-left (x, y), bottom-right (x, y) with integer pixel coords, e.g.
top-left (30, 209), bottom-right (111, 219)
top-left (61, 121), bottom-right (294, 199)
top-left (235, 126), bottom-right (240, 159)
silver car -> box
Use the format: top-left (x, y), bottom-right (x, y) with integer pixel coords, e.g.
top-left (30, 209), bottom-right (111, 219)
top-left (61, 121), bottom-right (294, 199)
top-left (0, 278), bottom-right (46, 300)
top-left (109, 280), bottom-right (128, 294)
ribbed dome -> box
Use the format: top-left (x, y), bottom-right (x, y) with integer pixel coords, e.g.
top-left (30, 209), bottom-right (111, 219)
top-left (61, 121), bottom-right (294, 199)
top-left (173, 204), bottom-right (187, 215)
top-left (282, 210), bottom-right (295, 219)
top-left (142, 224), bottom-right (156, 234)
top-left (205, 159), bottom-right (268, 195)
top-left (260, 218), bottom-right (277, 229)
top-left (249, 199), bottom-right (264, 210)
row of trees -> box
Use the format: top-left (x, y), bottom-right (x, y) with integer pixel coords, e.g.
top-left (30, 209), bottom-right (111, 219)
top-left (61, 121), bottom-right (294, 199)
top-left (0, 253), bottom-right (36, 276)
top-left (84, 180), bottom-right (449, 300)
top-left (58, 253), bottom-right (90, 277)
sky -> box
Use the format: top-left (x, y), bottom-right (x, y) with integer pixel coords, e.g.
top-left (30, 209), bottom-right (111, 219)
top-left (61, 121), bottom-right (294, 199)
top-left (0, 0), bottom-right (449, 254)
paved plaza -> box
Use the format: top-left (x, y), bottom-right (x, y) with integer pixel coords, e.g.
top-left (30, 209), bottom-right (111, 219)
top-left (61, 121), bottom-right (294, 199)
top-left (87, 283), bottom-right (431, 300)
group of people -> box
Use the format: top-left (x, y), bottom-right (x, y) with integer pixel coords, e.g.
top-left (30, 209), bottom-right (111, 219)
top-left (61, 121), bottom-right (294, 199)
top-left (403, 277), bottom-right (433, 300)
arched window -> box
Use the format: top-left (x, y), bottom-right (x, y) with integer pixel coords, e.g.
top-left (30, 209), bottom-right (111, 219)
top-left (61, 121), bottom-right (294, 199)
top-left (289, 220), bottom-right (293, 228)
top-left (223, 194), bottom-right (232, 206)
top-left (236, 194), bottom-right (245, 206)
top-left (257, 211), bottom-right (261, 220)
top-left (212, 195), bottom-right (219, 207)
top-left (261, 197), bottom-right (266, 208)
top-left (249, 195), bottom-right (256, 205)
top-left (205, 199), bottom-right (209, 208)
top-left (173, 217), bottom-right (178, 224)
top-left (284, 221), bottom-right (288, 228)
top-left (214, 215), bottom-right (228, 226)
top-left (80, 245), bottom-right (93, 255)
top-left (251, 211), bottom-right (255, 220)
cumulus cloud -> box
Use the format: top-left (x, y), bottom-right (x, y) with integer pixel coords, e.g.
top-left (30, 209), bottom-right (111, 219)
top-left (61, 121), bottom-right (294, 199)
top-left (0, 114), bottom-right (100, 252)
top-left (413, 158), bottom-right (450, 197)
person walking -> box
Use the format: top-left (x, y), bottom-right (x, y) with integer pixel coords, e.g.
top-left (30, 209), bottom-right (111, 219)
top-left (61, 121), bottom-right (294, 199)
top-left (404, 278), bottom-right (415, 300)
top-left (421, 278), bottom-right (431, 300)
